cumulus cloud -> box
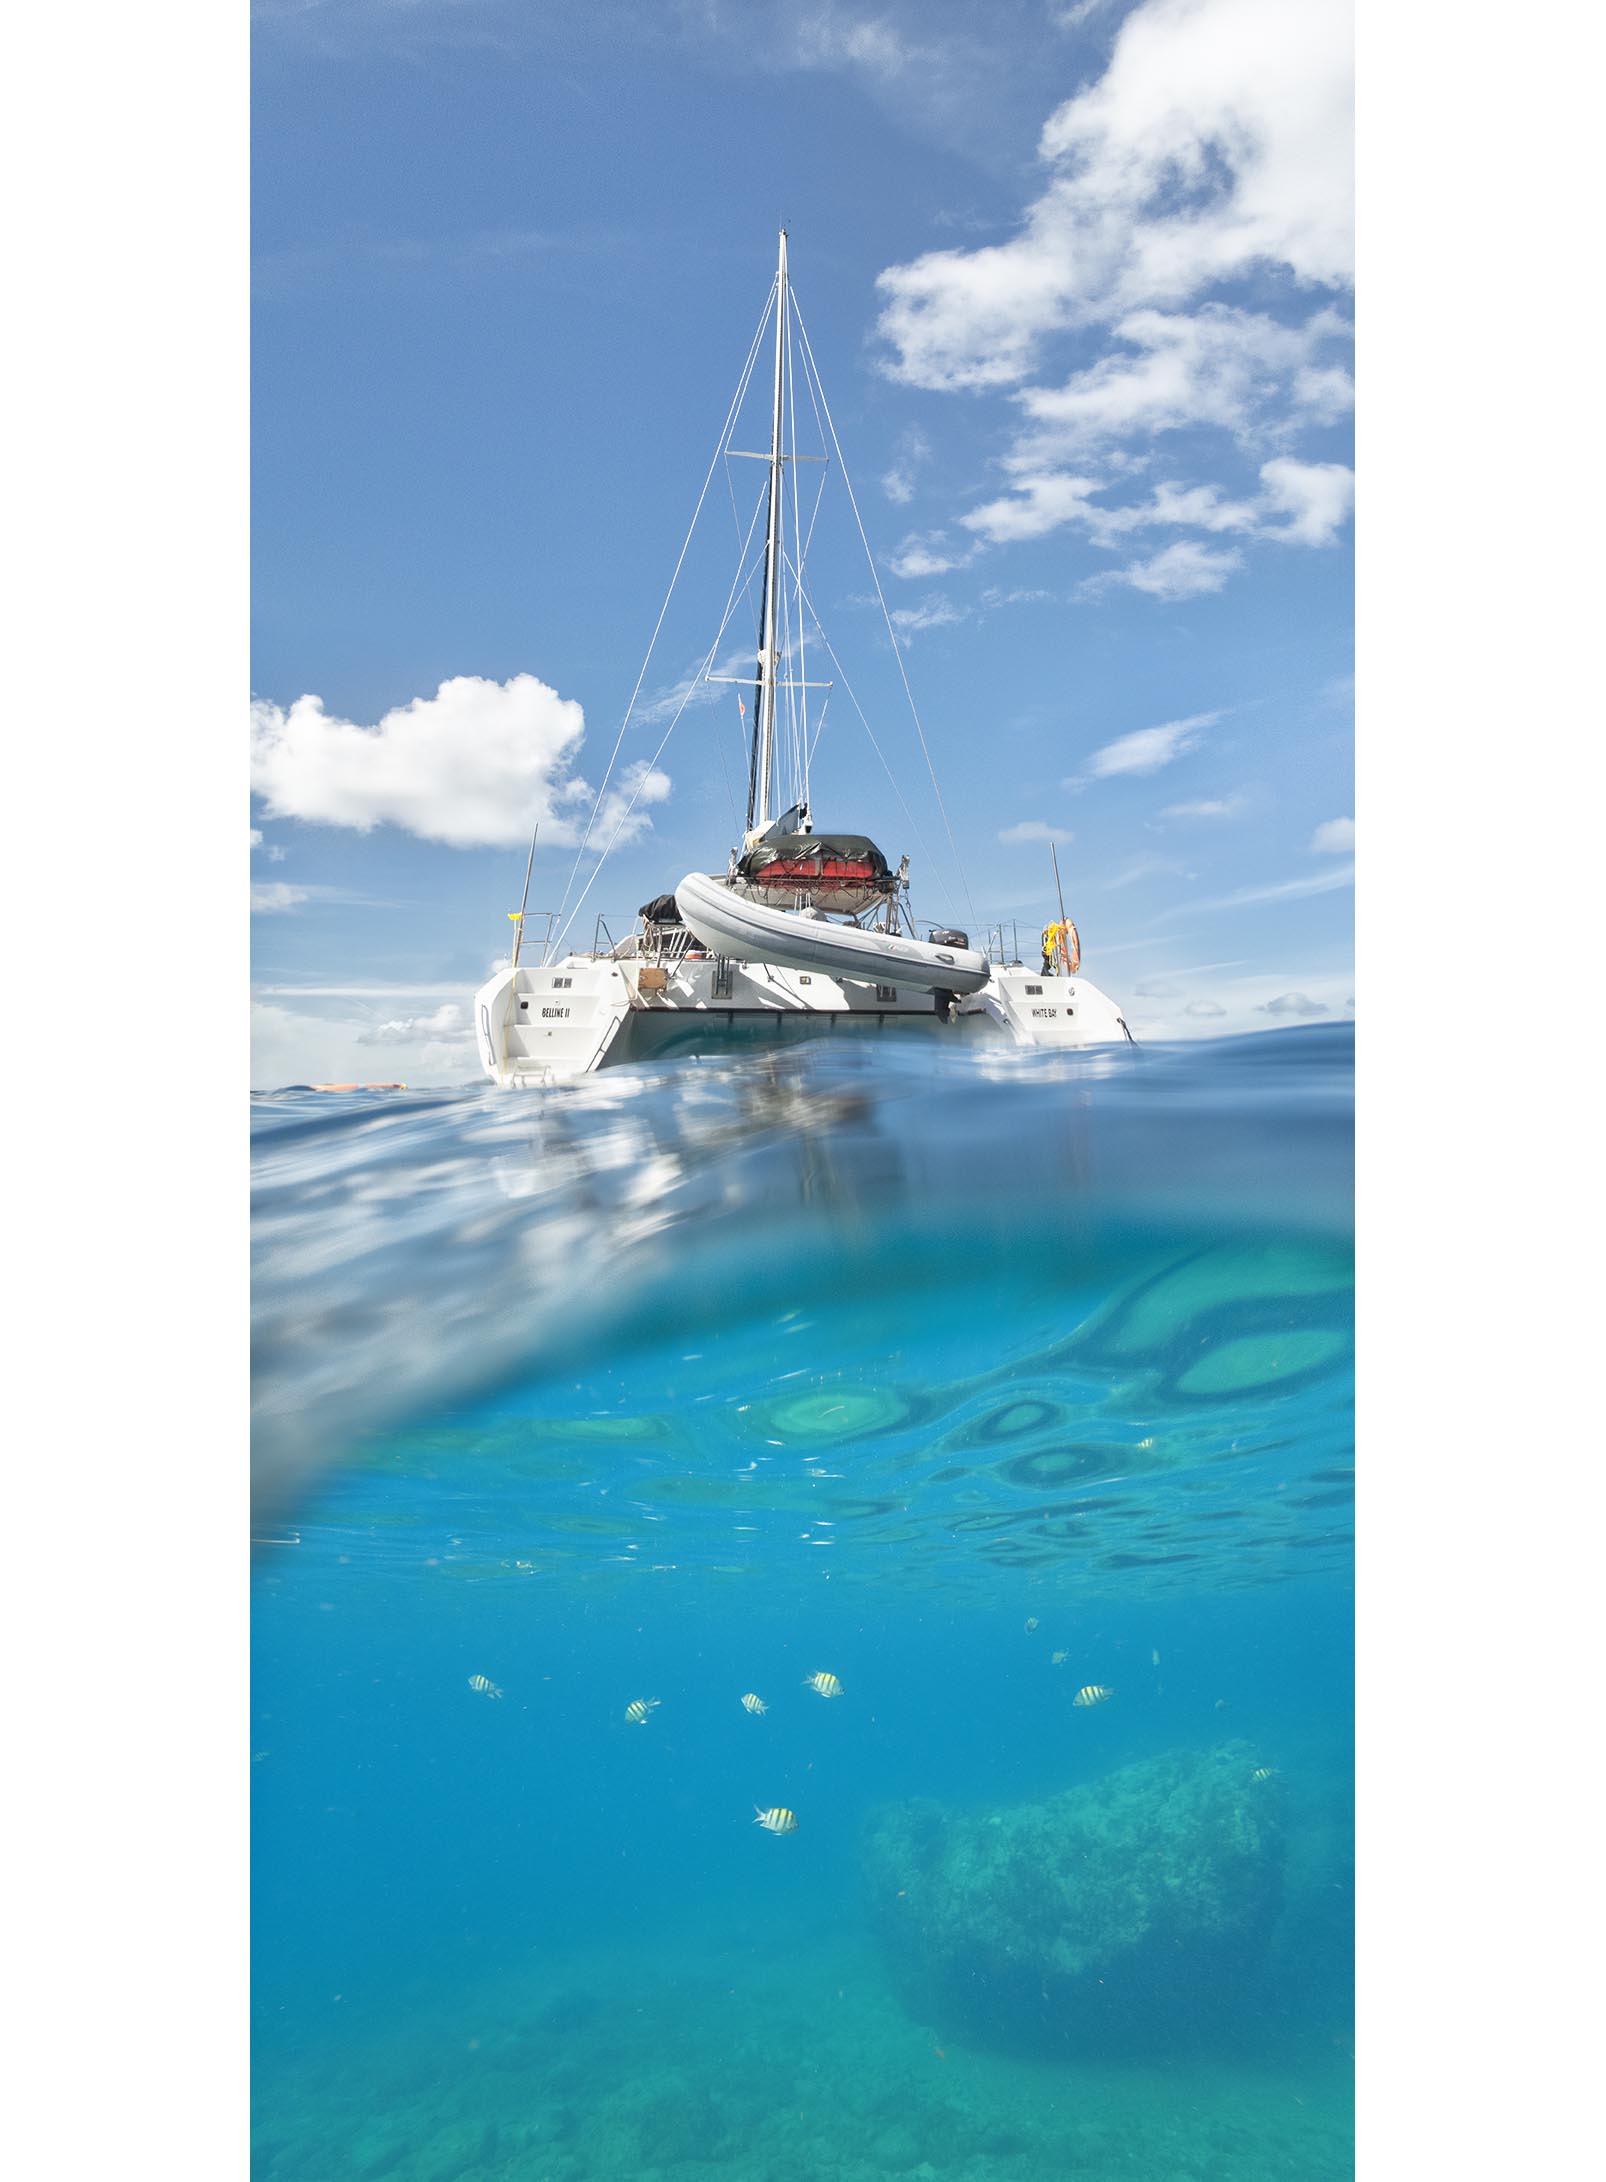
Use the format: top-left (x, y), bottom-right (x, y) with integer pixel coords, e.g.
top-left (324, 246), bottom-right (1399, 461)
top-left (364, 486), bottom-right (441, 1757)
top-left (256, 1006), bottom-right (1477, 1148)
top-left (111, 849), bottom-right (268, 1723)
top-left (871, 0), bottom-right (1352, 599)
top-left (1185, 999), bottom-right (1226, 1017)
top-left (1012, 306), bottom-right (1352, 460)
top-left (1259, 991), bottom-right (1328, 1016)
top-left (1080, 711), bottom-right (1217, 779)
top-left (999, 819), bottom-right (1073, 845)
top-left (876, 0), bottom-right (1353, 390)
top-left (1259, 457), bottom-right (1355, 545)
top-left (1311, 815), bottom-right (1355, 853)
top-left (961, 458), bottom-right (1351, 573)
top-left (249, 673), bottom-right (670, 851)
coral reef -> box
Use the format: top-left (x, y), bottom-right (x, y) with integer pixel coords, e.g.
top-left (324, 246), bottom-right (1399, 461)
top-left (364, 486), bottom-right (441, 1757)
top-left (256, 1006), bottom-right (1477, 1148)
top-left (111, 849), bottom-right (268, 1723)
top-left (863, 1743), bottom-right (1285, 2053)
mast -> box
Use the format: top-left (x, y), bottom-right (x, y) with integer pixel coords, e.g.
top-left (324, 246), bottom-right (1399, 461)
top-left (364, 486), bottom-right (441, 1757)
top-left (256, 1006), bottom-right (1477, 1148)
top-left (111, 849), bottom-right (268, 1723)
top-left (747, 227), bottom-right (788, 838)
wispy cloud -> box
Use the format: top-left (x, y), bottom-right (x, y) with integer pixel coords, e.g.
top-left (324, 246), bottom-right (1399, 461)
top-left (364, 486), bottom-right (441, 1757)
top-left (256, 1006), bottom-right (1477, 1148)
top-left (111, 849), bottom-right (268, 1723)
top-left (1073, 711), bottom-right (1220, 783)
top-left (1172, 861), bottom-right (1355, 915)
top-left (251, 882), bottom-right (311, 915)
top-left (1160, 793), bottom-right (1246, 821)
top-left (998, 819), bottom-right (1073, 845)
top-left (1085, 540), bottom-right (1242, 599)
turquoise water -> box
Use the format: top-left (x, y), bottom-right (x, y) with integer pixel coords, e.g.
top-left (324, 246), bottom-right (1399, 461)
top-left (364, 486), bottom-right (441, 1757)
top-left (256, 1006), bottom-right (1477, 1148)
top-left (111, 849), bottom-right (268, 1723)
top-left (252, 1028), bottom-right (1353, 2180)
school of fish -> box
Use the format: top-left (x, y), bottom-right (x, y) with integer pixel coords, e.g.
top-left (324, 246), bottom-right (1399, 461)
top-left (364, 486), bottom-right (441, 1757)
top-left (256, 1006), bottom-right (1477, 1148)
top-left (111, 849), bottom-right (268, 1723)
top-left (461, 1638), bottom-right (1278, 1834)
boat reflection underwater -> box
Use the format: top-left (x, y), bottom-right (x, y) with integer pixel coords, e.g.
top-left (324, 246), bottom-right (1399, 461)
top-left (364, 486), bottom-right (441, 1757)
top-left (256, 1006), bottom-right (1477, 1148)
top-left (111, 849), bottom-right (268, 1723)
top-left (252, 1027), bottom-right (1353, 2180)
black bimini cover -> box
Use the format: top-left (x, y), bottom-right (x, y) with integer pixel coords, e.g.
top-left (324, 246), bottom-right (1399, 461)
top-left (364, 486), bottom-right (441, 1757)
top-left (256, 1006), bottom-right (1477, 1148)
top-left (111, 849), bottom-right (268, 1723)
top-left (638, 892), bottom-right (685, 925)
top-left (737, 834), bottom-right (889, 883)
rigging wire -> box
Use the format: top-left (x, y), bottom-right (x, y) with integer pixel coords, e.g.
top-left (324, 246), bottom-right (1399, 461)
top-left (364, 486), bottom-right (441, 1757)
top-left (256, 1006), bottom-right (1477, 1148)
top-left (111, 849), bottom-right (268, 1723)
top-left (791, 297), bottom-right (979, 933)
top-left (549, 471), bottom-right (773, 959)
top-left (547, 277), bottom-right (777, 945)
top-left (794, 570), bottom-right (959, 923)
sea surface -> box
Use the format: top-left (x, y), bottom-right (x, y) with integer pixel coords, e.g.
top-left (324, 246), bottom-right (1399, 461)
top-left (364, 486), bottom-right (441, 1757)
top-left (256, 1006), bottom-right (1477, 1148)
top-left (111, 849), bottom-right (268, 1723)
top-left (252, 1026), bottom-right (1354, 2181)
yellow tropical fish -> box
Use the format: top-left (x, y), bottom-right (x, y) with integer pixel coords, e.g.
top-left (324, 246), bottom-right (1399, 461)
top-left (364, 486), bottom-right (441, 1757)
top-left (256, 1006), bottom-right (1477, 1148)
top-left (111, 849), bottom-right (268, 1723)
top-left (1251, 1766), bottom-right (1279, 1783)
top-left (624, 1698), bottom-right (661, 1725)
top-left (754, 1805), bottom-right (799, 1834)
top-left (467, 1675), bottom-right (502, 1699)
top-left (1072, 1684), bottom-right (1114, 1708)
top-left (1024, 1617), bottom-right (1040, 1632)
top-left (740, 1693), bottom-right (768, 1715)
top-left (1050, 1650), bottom-right (1069, 1666)
top-left (803, 1671), bottom-right (844, 1698)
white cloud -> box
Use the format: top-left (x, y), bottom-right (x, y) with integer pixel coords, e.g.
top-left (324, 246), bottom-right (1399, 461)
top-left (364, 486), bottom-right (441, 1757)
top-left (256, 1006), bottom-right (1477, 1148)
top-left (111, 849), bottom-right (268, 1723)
top-left (1259, 990), bottom-right (1328, 1016)
top-left (888, 594), bottom-right (968, 635)
top-left (249, 673), bottom-right (670, 850)
top-left (999, 819), bottom-right (1073, 845)
top-left (871, 0), bottom-right (1352, 603)
top-left (1259, 457), bottom-right (1355, 544)
top-left (251, 882), bottom-right (310, 914)
top-left (887, 530), bottom-right (972, 577)
top-left (875, 0), bottom-right (1353, 391)
top-left (1161, 793), bottom-right (1245, 820)
top-left (1080, 710), bottom-right (1217, 779)
top-left (881, 425), bottom-right (931, 505)
top-left (960, 456), bottom-right (1349, 573)
top-left (1013, 306), bottom-right (1351, 458)
top-left (357, 1002), bottom-right (473, 1048)
top-left (1096, 540), bottom-right (1242, 598)
top-left (1310, 815), bottom-right (1355, 853)
top-left (962, 472), bottom-right (1103, 544)
top-left (249, 827), bottom-right (262, 848)
top-left (1185, 998), bottom-right (1226, 1017)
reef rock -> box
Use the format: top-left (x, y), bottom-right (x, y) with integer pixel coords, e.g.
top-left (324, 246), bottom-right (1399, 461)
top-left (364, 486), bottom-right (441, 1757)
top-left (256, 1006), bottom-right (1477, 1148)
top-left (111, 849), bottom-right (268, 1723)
top-left (863, 1743), bottom-right (1284, 2051)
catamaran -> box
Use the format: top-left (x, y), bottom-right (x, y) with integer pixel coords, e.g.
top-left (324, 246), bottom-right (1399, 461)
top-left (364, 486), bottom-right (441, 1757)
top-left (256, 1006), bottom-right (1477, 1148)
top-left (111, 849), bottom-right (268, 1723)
top-left (474, 231), bottom-right (1130, 1084)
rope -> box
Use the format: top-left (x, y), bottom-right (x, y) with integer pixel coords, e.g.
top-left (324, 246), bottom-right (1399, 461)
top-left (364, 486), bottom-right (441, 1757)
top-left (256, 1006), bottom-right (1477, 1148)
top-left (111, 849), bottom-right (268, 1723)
top-left (791, 297), bottom-right (979, 933)
top-left (547, 278), bottom-right (776, 948)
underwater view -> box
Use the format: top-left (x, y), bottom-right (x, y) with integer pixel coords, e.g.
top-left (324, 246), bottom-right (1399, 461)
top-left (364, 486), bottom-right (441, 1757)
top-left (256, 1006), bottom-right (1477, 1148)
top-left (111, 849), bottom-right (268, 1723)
top-left (252, 1026), bottom-right (1354, 2181)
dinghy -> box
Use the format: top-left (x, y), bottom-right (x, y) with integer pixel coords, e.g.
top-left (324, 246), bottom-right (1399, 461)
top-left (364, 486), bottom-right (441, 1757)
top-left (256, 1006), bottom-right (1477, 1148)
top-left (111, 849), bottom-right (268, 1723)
top-left (673, 871), bottom-right (990, 997)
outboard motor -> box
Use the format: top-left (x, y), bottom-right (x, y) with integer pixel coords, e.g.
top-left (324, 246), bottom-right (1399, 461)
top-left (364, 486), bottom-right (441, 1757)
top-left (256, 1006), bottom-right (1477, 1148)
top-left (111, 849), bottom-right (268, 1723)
top-left (928, 928), bottom-right (969, 949)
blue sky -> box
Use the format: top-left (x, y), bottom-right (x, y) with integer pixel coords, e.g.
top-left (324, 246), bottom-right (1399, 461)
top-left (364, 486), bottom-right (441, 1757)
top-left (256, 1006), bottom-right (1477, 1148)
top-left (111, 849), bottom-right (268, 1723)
top-left (251, 0), bottom-right (1353, 1084)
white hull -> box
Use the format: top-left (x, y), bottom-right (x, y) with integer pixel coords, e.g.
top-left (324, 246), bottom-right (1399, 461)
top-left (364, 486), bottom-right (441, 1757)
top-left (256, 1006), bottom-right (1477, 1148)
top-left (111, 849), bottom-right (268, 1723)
top-left (474, 948), bottom-right (1130, 1085)
top-left (675, 871), bottom-right (990, 995)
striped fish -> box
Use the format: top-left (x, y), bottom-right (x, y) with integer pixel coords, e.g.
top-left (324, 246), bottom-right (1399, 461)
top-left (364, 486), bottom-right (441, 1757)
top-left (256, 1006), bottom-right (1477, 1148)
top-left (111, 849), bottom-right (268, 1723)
top-left (1072, 1684), bottom-right (1114, 1708)
top-left (1024, 1618), bottom-right (1040, 1632)
top-left (1251, 1766), bottom-right (1279, 1783)
top-left (467, 1675), bottom-right (502, 1699)
top-left (803, 1671), bottom-right (844, 1698)
top-left (754, 1805), bottom-right (799, 1834)
top-left (624, 1698), bottom-right (660, 1725)
top-left (739, 1692), bottom-right (768, 1715)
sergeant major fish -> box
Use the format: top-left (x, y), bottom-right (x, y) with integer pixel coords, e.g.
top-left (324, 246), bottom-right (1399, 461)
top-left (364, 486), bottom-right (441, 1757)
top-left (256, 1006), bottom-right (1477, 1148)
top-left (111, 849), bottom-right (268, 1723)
top-left (1072, 1684), bottom-right (1114, 1708)
top-left (754, 1805), bottom-right (799, 1834)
